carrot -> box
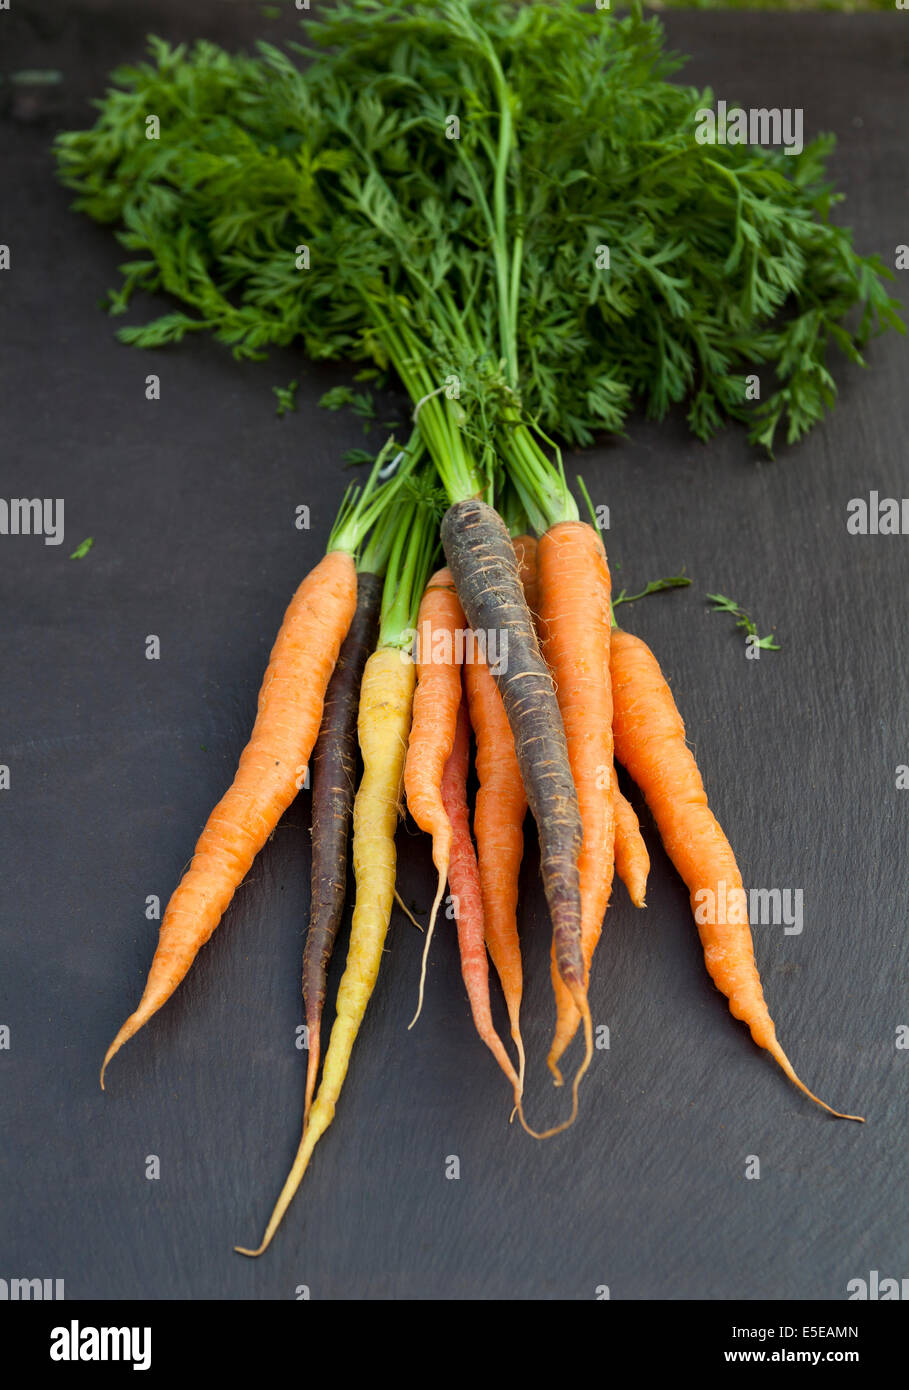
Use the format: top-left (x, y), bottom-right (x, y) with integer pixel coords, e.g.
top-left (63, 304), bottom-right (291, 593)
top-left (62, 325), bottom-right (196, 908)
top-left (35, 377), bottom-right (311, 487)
top-left (101, 547), bottom-right (358, 1086)
top-left (237, 645), bottom-right (415, 1255)
top-left (301, 435), bottom-right (424, 1125)
top-left (302, 569), bottom-right (382, 1126)
top-left (236, 499), bottom-right (437, 1255)
top-left (458, 530), bottom-right (535, 1086)
top-left (610, 625), bottom-right (863, 1121)
top-left (99, 449), bottom-right (404, 1088)
top-left (441, 498), bottom-right (586, 1132)
top-left (537, 520), bottom-right (615, 1093)
top-left (409, 388), bottom-right (583, 1058)
top-left (404, 568), bottom-right (465, 1024)
top-left (512, 532), bottom-right (539, 614)
top-left (613, 770), bottom-right (649, 908)
top-left (464, 654), bottom-right (527, 1088)
top-left (442, 696), bottom-right (522, 1103)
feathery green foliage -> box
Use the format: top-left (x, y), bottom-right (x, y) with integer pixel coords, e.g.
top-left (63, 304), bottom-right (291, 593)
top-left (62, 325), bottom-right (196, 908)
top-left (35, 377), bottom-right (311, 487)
top-left (54, 0), bottom-right (902, 460)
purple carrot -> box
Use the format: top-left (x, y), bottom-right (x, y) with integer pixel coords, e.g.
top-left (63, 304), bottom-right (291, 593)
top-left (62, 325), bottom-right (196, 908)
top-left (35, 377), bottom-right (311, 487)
top-left (302, 570), bottom-right (382, 1125)
top-left (440, 499), bottom-right (583, 1004)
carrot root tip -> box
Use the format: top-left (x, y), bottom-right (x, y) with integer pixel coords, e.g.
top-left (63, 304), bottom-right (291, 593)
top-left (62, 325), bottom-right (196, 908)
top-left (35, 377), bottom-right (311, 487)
top-left (394, 889), bottom-right (423, 932)
top-left (771, 1043), bottom-right (865, 1122)
top-left (408, 866), bottom-right (446, 1029)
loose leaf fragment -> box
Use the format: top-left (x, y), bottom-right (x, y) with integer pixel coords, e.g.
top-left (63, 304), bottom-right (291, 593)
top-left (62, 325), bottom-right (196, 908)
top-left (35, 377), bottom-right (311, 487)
top-left (707, 592), bottom-right (780, 650)
top-left (273, 380), bottom-right (298, 416)
top-left (614, 575), bottom-right (691, 607)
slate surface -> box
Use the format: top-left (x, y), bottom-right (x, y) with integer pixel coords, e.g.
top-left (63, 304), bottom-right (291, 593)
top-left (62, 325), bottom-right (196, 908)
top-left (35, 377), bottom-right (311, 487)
top-left (1, 2), bottom-right (907, 1301)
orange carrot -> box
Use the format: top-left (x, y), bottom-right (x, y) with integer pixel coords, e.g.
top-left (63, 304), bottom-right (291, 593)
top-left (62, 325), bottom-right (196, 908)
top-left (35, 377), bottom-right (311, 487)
top-left (404, 567), bottom-right (465, 1023)
top-left (613, 770), bottom-right (649, 908)
top-left (512, 533), bottom-right (539, 614)
top-left (464, 654), bottom-right (527, 1088)
top-left (537, 521), bottom-right (615, 1091)
top-left (610, 625), bottom-right (863, 1121)
top-left (456, 529), bottom-right (536, 1086)
top-left (101, 549), bottom-right (358, 1085)
top-left (442, 696), bottom-right (522, 1103)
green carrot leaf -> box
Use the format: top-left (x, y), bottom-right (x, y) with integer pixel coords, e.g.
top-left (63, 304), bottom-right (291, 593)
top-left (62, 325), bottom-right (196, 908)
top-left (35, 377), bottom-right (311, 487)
top-left (708, 593), bottom-right (780, 651)
top-left (273, 380), bottom-right (298, 417)
top-left (613, 574), bottom-right (691, 608)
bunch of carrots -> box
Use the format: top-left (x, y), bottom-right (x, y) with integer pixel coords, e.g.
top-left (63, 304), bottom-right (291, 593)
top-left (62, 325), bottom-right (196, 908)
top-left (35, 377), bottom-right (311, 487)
top-left (64, 0), bottom-right (877, 1255)
top-left (100, 428), bottom-right (863, 1256)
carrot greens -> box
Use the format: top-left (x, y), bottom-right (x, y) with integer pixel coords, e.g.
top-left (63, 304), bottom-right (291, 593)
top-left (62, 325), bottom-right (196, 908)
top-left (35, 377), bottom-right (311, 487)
top-left (55, 0), bottom-right (901, 457)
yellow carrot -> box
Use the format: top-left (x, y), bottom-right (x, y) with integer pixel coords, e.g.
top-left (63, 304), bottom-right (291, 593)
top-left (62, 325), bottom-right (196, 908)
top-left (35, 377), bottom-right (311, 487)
top-left (236, 646), bottom-right (415, 1254)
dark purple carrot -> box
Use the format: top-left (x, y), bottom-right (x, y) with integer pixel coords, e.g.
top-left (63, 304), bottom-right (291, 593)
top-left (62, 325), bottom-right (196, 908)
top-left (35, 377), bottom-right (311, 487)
top-left (441, 498), bottom-right (586, 1130)
top-left (303, 570), bottom-right (382, 1125)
